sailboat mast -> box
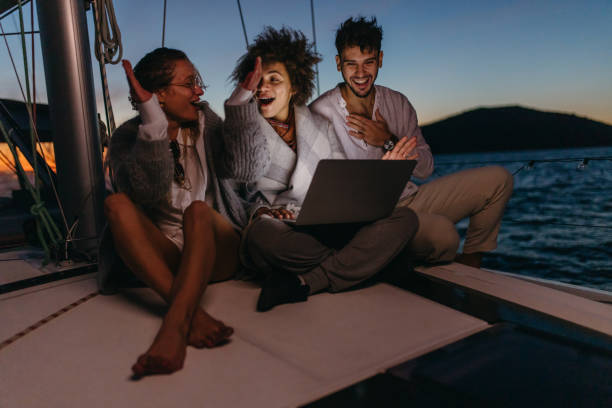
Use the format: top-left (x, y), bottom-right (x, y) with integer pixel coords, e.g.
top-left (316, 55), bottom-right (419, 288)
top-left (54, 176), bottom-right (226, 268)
top-left (36, 0), bottom-right (104, 254)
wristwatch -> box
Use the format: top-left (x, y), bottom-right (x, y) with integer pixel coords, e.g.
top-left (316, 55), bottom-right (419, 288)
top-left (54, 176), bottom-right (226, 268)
top-left (383, 135), bottom-right (399, 152)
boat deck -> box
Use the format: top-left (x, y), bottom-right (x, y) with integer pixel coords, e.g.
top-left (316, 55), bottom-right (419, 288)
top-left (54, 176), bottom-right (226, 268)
top-left (1, 259), bottom-right (611, 407)
top-left (0, 270), bottom-right (487, 407)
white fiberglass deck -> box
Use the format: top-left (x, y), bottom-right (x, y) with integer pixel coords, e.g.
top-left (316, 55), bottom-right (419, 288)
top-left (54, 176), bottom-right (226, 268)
top-left (0, 273), bottom-right (487, 407)
top-left (416, 263), bottom-right (612, 336)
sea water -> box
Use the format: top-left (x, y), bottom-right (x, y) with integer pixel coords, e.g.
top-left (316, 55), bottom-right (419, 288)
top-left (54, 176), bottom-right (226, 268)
top-left (428, 146), bottom-right (612, 291)
top-left (1, 146), bottom-right (610, 291)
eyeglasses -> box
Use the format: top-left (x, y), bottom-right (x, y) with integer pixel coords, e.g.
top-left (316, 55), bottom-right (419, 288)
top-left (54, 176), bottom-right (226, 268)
top-left (168, 72), bottom-right (207, 92)
top-left (169, 140), bottom-right (186, 186)
top-left (128, 73), bottom-right (207, 110)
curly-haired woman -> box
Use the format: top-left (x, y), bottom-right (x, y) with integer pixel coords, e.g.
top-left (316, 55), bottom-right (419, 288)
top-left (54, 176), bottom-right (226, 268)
top-left (223, 27), bottom-right (419, 312)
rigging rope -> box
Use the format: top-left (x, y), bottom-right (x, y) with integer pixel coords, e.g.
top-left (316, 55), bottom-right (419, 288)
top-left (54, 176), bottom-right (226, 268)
top-left (310, 0), bottom-right (320, 97)
top-left (0, 2), bottom-right (65, 263)
top-left (0, 29), bottom-right (38, 36)
top-left (2, 0), bottom-right (124, 262)
top-left (162, 0), bottom-right (167, 47)
top-left (0, 149), bottom-right (17, 172)
top-left (30, 0), bottom-right (35, 126)
top-left (0, 22), bottom-right (27, 110)
top-left (91, 0), bottom-right (121, 135)
top-left (0, 0), bottom-right (31, 21)
top-left (236, 0), bottom-right (249, 49)
top-left (14, 2), bottom-right (35, 187)
top-left (0, 122), bottom-right (62, 262)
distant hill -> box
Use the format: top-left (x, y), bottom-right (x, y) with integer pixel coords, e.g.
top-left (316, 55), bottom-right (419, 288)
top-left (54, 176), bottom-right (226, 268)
top-left (421, 106), bottom-right (612, 154)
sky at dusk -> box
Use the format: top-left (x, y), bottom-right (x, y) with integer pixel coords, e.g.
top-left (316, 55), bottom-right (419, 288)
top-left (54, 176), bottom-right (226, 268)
top-left (0, 0), bottom-right (611, 127)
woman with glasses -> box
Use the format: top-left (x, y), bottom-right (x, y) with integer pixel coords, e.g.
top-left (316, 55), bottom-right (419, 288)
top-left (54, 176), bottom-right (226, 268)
top-left (101, 48), bottom-right (247, 377)
top-left (224, 28), bottom-right (418, 312)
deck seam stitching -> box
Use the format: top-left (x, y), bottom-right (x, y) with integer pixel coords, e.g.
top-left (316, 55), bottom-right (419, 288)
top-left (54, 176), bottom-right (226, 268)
top-left (0, 291), bottom-right (98, 351)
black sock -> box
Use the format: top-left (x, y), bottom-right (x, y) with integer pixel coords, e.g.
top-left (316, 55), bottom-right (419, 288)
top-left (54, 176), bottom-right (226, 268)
top-left (256, 272), bottom-right (310, 312)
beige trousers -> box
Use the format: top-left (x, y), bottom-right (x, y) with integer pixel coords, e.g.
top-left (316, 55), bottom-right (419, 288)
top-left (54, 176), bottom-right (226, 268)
top-left (397, 165), bottom-right (514, 263)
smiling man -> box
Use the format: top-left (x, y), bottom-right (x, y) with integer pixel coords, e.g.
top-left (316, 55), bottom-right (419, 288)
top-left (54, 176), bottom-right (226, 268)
top-left (311, 17), bottom-right (514, 268)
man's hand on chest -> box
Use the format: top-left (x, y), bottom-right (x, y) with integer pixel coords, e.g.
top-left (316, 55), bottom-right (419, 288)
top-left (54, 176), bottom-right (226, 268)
top-left (345, 108), bottom-right (393, 147)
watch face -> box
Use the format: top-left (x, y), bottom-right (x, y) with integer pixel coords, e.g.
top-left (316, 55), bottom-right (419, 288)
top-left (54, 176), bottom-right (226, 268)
top-left (384, 139), bottom-right (395, 151)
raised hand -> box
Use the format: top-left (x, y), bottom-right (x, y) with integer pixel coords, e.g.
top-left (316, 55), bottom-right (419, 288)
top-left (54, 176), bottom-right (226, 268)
top-left (241, 56), bottom-right (263, 91)
top-left (382, 136), bottom-right (419, 161)
top-left (122, 59), bottom-right (152, 104)
top-left (346, 108), bottom-right (392, 147)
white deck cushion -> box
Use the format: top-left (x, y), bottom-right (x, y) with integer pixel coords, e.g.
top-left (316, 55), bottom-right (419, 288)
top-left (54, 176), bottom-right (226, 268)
top-left (0, 278), bottom-right (487, 407)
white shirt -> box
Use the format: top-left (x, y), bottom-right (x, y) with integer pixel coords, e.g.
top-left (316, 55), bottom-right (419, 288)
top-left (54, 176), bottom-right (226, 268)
top-left (137, 95), bottom-right (212, 250)
top-left (310, 85), bottom-right (434, 199)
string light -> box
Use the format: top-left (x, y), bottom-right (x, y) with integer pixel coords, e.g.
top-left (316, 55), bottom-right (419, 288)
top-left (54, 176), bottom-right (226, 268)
top-left (577, 158), bottom-right (590, 170)
top-left (432, 155), bottom-right (611, 232)
top-left (434, 156), bottom-right (611, 176)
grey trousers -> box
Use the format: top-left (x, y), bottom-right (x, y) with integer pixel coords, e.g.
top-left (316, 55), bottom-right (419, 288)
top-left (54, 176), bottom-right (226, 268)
top-left (398, 165), bottom-right (514, 263)
top-left (242, 207), bottom-right (419, 294)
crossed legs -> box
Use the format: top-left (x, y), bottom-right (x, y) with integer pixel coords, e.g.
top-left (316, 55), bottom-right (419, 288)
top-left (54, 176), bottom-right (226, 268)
top-left (244, 207), bottom-right (419, 310)
top-left (104, 193), bottom-right (239, 377)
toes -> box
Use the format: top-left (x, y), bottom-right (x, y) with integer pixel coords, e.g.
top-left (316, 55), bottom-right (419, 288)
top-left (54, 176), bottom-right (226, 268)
top-left (156, 356), bottom-right (180, 373)
top-left (131, 354), bottom-right (182, 377)
top-left (188, 316), bottom-right (234, 349)
top-left (190, 337), bottom-right (207, 349)
top-left (132, 363), bottom-right (144, 378)
top-left (205, 336), bottom-right (216, 348)
top-left (211, 324), bottom-right (233, 346)
top-left (212, 320), bottom-right (233, 339)
top-left (204, 329), bottom-right (227, 347)
top-left (131, 354), bottom-right (149, 377)
top-left (221, 325), bottom-right (234, 338)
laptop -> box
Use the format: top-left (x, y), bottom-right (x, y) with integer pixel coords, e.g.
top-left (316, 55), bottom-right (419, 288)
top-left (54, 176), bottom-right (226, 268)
top-left (283, 159), bottom-right (417, 226)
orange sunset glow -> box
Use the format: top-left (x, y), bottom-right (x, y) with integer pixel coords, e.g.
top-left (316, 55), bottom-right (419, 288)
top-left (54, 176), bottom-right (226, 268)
top-left (0, 142), bottom-right (56, 173)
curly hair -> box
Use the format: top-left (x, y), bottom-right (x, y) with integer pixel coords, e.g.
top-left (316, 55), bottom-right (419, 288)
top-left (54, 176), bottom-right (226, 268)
top-left (231, 27), bottom-right (321, 106)
top-left (335, 16), bottom-right (383, 56)
top-left (133, 47), bottom-right (188, 93)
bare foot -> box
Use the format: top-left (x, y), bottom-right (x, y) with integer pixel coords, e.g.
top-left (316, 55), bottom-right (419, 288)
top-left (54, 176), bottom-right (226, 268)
top-left (188, 308), bottom-right (234, 348)
top-left (132, 320), bottom-right (188, 378)
top-left (455, 252), bottom-right (483, 268)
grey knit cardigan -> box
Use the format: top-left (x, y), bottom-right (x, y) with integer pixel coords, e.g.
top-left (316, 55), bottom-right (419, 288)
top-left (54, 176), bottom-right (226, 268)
top-left (97, 101), bottom-right (249, 293)
top-left (223, 99), bottom-right (346, 272)
top-left (223, 99), bottom-right (345, 217)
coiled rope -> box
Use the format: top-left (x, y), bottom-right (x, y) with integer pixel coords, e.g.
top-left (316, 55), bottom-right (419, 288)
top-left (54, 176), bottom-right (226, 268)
top-left (92, 0), bottom-right (122, 64)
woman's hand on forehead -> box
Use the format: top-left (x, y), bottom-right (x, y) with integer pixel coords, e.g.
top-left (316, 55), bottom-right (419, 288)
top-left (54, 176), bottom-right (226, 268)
top-left (241, 56), bottom-right (263, 91)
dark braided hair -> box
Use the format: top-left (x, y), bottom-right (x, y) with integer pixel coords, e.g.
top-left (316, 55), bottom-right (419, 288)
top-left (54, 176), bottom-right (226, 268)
top-left (133, 47), bottom-right (188, 93)
top-left (131, 47), bottom-right (199, 140)
top-left (231, 27), bottom-right (321, 106)
top-left (335, 16), bottom-right (383, 56)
